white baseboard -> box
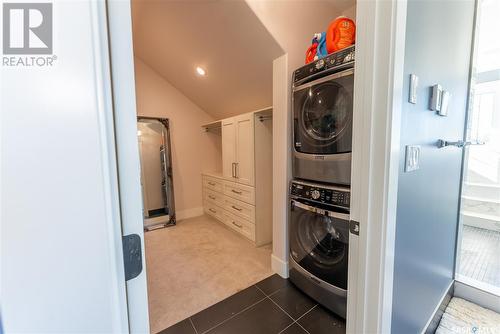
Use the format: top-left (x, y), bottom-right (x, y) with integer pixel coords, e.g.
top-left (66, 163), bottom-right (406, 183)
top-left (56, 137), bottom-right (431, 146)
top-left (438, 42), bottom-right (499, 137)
top-left (176, 207), bottom-right (204, 221)
top-left (271, 254), bottom-right (289, 278)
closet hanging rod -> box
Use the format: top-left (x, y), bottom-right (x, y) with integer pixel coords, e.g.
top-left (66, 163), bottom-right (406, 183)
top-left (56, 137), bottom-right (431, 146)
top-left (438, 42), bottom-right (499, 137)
top-left (258, 115), bottom-right (273, 122)
top-left (203, 125), bottom-right (221, 132)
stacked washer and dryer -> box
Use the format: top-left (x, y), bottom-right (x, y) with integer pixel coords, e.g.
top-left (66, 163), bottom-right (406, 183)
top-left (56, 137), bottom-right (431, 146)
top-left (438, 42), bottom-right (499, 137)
top-left (289, 45), bottom-right (355, 319)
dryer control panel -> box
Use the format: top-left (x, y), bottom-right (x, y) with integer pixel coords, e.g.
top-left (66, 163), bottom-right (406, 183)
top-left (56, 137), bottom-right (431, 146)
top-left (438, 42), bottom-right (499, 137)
top-left (290, 180), bottom-right (350, 209)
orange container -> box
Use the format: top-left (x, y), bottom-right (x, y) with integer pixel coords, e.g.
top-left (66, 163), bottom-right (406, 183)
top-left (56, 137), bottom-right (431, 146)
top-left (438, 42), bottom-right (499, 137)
top-left (326, 17), bottom-right (356, 53)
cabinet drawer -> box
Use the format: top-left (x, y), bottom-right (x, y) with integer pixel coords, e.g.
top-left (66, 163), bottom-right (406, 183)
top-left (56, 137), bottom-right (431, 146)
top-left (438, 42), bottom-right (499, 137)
top-left (203, 176), bottom-right (223, 193)
top-left (223, 195), bottom-right (255, 222)
top-left (204, 201), bottom-right (224, 221)
top-left (204, 188), bottom-right (224, 207)
top-left (223, 181), bottom-right (255, 204)
top-left (222, 211), bottom-right (255, 241)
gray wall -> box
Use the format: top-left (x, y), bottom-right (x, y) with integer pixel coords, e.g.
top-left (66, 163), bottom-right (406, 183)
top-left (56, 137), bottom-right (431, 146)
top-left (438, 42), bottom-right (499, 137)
top-left (391, 1), bottom-right (475, 333)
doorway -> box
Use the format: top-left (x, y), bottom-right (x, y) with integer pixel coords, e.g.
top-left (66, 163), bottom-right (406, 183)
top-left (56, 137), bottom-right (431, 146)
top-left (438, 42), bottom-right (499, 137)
top-left (129, 1), bottom-right (282, 332)
top-left (455, 0), bottom-right (500, 297)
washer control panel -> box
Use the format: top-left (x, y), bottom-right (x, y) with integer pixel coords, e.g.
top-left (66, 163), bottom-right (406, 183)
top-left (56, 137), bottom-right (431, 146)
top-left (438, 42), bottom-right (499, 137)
top-left (290, 180), bottom-right (350, 208)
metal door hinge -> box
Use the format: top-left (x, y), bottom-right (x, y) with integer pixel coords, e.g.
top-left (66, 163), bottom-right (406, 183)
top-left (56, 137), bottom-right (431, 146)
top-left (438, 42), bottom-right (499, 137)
top-left (122, 234), bottom-right (143, 281)
top-left (349, 220), bottom-right (360, 235)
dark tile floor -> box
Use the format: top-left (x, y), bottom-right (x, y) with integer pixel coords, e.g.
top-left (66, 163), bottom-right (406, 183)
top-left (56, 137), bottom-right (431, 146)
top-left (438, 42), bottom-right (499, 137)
top-left (158, 274), bottom-right (346, 334)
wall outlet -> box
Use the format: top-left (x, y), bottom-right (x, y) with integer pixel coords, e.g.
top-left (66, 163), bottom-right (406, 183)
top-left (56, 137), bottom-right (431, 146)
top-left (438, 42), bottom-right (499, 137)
top-left (405, 145), bottom-right (421, 172)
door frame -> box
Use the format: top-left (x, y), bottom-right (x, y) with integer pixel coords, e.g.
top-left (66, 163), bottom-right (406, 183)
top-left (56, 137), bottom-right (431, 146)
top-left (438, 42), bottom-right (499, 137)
top-left (104, 0), bottom-right (408, 332)
top-left (106, 1), bottom-right (150, 332)
top-left (345, 1), bottom-right (407, 333)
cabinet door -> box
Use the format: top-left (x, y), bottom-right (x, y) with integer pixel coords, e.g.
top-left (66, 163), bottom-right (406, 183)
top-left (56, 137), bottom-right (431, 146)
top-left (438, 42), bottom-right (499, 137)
top-left (235, 113), bottom-right (255, 185)
top-left (222, 117), bottom-right (237, 179)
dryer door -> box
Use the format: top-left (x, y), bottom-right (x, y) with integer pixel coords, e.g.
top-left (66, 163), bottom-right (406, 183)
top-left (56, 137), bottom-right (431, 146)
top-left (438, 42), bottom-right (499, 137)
top-left (289, 199), bottom-right (349, 290)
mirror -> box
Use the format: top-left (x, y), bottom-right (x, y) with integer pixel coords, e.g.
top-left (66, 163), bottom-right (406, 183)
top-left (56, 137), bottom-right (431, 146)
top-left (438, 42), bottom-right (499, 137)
top-left (137, 118), bottom-right (175, 230)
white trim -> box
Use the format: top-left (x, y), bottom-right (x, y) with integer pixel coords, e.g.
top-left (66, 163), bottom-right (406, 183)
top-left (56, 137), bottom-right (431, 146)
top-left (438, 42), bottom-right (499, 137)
top-left (347, 1), bottom-right (407, 333)
top-left (454, 279), bottom-right (500, 313)
top-left (421, 281), bottom-right (454, 334)
top-left (271, 254), bottom-right (289, 278)
top-left (272, 54), bottom-right (290, 279)
top-left (177, 207), bottom-right (204, 221)
top-left (90, 1), bottom-right (129, 332)
top-left (106, 1), bottom-right (150, 333)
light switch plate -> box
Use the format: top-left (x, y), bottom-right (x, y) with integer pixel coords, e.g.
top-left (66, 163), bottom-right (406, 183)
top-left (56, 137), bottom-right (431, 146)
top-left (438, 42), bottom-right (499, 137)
top-left (405, 145), bottom-right (421, 172)
top-left (438, 91), bottom-right (451, 116)
top-left (409, 74), bottom-right (418, 104)
top-left (430, 84), bottom-right (443, 111)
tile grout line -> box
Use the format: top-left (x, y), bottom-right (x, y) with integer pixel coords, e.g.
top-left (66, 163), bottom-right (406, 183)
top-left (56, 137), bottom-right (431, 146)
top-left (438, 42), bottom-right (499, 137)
top-left (188, 317), bottom-right (199, 334)
top-left (295, 304), bottom-right (318, 323)
top-left (258, 281), bottom-right (316, 334)
top-left (255, 282), bottom-right (289, 298)
top-left (266, 295), bottom-right (307, 333)
top-left (200, 292), bottom-right (269, 334)
top-left (289, 304), bottom-right (318, 334)
top-left (277, 322), bottom-right (295, 334)
top-left (254, 284), bottom-right (268, 296)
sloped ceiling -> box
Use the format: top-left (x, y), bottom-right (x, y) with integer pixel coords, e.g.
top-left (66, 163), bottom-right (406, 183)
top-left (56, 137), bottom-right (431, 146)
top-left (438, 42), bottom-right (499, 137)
top-left (245, 0), bottom-right (356, 70)
top-left (131, 0), bottom-right (284, 120)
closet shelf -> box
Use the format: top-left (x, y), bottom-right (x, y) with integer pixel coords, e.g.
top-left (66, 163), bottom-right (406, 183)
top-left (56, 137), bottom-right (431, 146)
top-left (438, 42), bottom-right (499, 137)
top-left (254, 106), bottom-right (273, 122)
top-left (202, 120), bottom-right (222, 132)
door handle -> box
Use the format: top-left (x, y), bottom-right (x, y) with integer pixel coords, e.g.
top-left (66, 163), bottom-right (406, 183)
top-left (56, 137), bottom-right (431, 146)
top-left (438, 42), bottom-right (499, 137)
top-left (437, 139), bottom-right (485, 148)
top-left (235, 162), bottom-right (239, 178)
top-left (231, 163), bottom-right (236, 178)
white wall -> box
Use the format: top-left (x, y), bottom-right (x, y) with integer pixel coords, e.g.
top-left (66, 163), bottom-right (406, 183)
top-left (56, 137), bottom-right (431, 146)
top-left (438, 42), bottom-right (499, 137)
top-left (1, 1), bottom-right (127, 332)
top-left (134, 57), bottom-right (221, 220)
top-left (342, 4), bottom-right (357, 20)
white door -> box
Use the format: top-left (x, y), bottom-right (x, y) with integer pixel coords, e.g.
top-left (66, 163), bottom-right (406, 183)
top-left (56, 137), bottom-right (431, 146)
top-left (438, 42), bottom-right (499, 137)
top-left (235, 113), bottom-right (255, 186)
top-left (1, 1), bottom-right (129, 333)
top-left (222, 117), bottom-right (237, 179)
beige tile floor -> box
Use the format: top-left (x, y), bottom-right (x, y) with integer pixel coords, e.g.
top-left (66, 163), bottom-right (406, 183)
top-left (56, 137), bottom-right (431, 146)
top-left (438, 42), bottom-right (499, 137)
top-left (144, 215), bottom-right (273, 333)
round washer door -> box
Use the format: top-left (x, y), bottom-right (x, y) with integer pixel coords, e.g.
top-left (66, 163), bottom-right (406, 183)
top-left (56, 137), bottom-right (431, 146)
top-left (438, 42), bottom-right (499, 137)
top-left (289, 200), bottom-right (349, 289)
top-left (293, 69), bottom-right (354, 155)
top-left (301, 82), bottom-right (351, 144)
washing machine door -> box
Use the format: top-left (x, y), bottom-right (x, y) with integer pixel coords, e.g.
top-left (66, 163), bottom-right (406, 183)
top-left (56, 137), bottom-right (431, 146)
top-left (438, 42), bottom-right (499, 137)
top-left (293, 68), bottom-right (353, 155)
top-left (289, 199), bottom-right (349, 290)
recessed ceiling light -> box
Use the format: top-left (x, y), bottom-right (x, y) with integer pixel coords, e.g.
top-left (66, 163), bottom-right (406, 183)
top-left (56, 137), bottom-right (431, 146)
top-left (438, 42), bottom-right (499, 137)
top-left (196, 66), bottom-right (206, 76)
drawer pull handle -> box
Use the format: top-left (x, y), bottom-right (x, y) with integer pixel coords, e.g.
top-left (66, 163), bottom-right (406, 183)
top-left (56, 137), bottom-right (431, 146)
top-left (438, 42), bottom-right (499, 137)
top-left (209, 195), bottom-right (216, 200)
top-left (208, 182), bottom-right (216, 186)
top-left (232, 221), bottom-right (243, 228)
top-left (231, 189), bottom-right (242, 195)
top-left (209, 208), bottom-right (216, 213)
top-left (231, 205), bottom-right (242, 211)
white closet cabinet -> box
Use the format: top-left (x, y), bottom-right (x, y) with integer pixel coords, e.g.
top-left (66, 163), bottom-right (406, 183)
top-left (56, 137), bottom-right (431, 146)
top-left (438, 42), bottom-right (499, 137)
top-left (202, 108), bottom-right (272, 246)
top-left (222, 118), bottom-right (236, 180)
top-left (222, 113), bottom-right (255, 186)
